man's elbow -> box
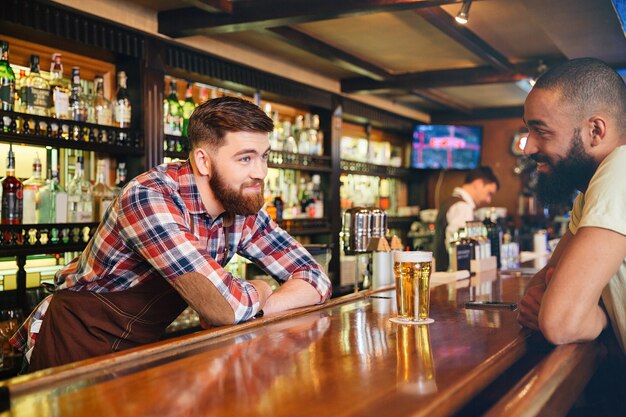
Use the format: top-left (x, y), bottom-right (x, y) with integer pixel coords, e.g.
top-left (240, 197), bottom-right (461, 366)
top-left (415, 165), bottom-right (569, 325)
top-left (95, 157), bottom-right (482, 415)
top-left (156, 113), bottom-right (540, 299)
top-left (538, 311), bottom-right (584, 345)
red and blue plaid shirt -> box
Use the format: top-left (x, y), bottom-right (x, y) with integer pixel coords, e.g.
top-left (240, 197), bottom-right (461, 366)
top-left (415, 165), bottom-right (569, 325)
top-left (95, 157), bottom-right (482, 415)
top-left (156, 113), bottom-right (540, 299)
top-left (12, 161), bottom-right (331, 356)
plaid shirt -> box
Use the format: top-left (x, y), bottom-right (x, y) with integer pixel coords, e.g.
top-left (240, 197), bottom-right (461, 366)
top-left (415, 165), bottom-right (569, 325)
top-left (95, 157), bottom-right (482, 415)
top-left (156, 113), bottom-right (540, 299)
top-left (11, 161), bottom-right (331, 355)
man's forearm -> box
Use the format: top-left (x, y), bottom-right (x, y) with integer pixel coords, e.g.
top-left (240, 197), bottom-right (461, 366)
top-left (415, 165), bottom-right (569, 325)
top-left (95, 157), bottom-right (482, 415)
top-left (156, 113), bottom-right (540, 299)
top-left (262, 279), bottom-right (322, 315)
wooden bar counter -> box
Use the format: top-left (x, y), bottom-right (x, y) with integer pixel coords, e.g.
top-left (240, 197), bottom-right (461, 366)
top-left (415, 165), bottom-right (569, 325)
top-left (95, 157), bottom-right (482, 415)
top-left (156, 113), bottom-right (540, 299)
top-left (0, 269), bottom-right (606, 417)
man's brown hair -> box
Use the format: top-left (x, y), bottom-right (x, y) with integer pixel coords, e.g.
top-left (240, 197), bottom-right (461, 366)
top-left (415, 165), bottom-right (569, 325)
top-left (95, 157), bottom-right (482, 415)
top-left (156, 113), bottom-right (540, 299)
top-left (187, 96), bottom-right (274, 150)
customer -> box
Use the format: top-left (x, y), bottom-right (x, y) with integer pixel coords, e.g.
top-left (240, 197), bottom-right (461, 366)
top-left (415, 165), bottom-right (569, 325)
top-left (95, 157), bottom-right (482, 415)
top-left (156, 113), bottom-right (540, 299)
top-left (433, 166), bottom-right (499, 271)
top-left (12, 96), bottom-right (332, 371)
top-left (517, 58), bottom-right (626, 352)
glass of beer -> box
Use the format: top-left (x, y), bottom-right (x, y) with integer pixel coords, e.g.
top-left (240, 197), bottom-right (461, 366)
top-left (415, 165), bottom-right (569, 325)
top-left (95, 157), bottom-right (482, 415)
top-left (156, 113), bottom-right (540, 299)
top-left (390, 251), bottom-right (434, 324)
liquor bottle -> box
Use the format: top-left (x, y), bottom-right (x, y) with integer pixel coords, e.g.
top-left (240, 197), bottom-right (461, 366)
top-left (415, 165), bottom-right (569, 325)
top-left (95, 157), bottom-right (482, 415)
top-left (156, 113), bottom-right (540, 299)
top-left (92, 159), bottom-right (115, 221)
top-left (295, 115), bottom-right (309, 154)
top-left (13, 69), bottom-right (26, 114)
top-left (21, 55), bottom-right (50, 117)
top-left (273, 194), bottom-right (284, 222)
top-left (483, 210), bottom-right (503, 268)
top-left (66, 155), bottom-right (93, 222)
top-left (283, 120), bottom-right (297, 153)
top-left (69, 67), bottom-right (87, 122)
top-left (38, 150), bottom-right (68, 225)
top-left (49, 53), bottom-right (70, 119)
top-left (22, 154), bottom-right (45, 224)
top-left (85, 83), bottom-right (96, 124)
top-left (0, 40), bottom-right (15, 112)
top-left (93, 75), bottom-right (112, 143)
top-left (164, 80), bottom-right (182, 136)
top-left (308, 174), bottom-right (324, 219)
top-left (181, 81), bottom-right (196, 137)
top-left (112, 161), bottom-right (127, 196)
top-left (1, 143), bottom-right (23, 224)
top-left (310, 114), bottom-right (324, 156)
top-left (113, 71), bottom-right (131, 128)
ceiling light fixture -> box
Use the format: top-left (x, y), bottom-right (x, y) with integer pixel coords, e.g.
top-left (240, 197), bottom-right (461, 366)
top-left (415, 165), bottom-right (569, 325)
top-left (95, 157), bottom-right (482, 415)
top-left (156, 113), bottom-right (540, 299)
top-left (455, 0), bottom-right (472, 25)
top-left (528, 60), bottom-right (548, 87)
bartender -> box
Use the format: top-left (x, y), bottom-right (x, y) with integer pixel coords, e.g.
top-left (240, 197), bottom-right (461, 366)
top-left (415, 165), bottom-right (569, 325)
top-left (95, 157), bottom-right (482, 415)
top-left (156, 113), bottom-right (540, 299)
top-left (11, 96), bottom-right (332, 371)
top-left (433, 166), bottom-right (499, 271)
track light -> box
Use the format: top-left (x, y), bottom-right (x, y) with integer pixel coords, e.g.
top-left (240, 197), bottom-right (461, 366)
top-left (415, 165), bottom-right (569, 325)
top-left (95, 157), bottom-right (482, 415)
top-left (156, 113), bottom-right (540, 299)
top-left (455, 0), bottom-right (472, 25)
top-left (529, 60), bottom-right (548, 87)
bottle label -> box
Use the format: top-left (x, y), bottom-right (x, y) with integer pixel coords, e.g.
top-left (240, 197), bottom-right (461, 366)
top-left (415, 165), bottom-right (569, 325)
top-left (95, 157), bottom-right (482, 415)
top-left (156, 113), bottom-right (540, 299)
top-left (96, 108), bottom-right (113, 126)
top-left (21, 86), bottom-right (51, 109)
top-left (22, 188), bottom-right (37, 224)
top-left (52, 89), bottom-right (70, 118)
top-left (114, 104), bottom-right (131, 126)
top-left (0, 80), bottom-right (15, 109)
top-left (2, 191), bottom-right (23, 222)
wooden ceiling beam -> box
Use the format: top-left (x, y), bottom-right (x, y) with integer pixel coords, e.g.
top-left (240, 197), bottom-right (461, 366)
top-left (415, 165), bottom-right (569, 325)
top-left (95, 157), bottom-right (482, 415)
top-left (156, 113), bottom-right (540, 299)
top-left (341, 59), bottom-right (566, 93)
top-left (159, 0), bottom-right (477, 37)
top-left (430, 105), bottom-right (524, 123)
top-left (413, 7), bottom-right (515, 73)
top-left (180, 0), bottom-right (233, 14)
top-left (412, 89), bottom-right (473, 114)
top-left (266, 27), bottom-right (391, 81)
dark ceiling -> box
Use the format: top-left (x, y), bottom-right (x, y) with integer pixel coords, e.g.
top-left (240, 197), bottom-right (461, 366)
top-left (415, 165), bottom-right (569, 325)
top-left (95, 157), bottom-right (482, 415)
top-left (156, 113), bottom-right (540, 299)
top-left (130, 0), bottom-right (626, 122)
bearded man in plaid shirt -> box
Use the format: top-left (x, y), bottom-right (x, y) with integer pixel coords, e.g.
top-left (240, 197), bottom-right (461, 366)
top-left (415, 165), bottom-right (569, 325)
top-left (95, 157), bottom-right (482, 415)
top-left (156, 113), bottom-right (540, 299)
top-left (12, 96), bottom-right (332, 372)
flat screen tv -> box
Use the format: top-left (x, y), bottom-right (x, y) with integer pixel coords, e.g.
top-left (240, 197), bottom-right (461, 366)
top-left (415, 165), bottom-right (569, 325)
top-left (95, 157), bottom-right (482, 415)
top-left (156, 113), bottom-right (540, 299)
top-left (411, 124), bottom-right (482, 170)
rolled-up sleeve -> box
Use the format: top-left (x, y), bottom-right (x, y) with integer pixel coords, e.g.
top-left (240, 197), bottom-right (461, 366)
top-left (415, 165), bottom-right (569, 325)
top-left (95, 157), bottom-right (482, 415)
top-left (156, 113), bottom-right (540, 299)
top-left (237, 210), bottom-right (332, 303)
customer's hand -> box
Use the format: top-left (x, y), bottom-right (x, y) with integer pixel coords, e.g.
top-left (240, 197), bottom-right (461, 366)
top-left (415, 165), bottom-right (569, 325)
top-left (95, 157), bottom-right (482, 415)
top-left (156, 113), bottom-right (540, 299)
top-left (517, 267), bottom-right (554, 330)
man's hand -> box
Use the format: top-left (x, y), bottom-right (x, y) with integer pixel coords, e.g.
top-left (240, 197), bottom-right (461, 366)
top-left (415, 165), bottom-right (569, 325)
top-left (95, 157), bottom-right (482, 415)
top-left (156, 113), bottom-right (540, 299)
top-left (518, 267), bottom-right (554, 330)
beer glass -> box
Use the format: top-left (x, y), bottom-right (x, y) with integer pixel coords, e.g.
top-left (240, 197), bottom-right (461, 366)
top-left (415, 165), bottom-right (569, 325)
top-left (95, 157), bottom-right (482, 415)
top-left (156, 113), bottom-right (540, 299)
top-left (396, 324), bottom-right (437, 394)
top-left (391, 251), bottom-right (434, 324)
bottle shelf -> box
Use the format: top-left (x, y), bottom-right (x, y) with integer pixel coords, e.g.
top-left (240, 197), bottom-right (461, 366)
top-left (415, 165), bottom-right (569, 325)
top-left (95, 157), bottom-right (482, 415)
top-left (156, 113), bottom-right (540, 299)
top-left (0, 222), bottom-right (99, 256)
top-left (0, 111), bottom-right (143, 156)
top-left (277, 218), bottom-right (331, 235)
top-left (340, 159), bottom-right (416, 179)
top-left (164, 135), bottom-right (332, 172)
top-left (163, 134), bottom-right (189, 159)
top-left (268, 151), bottom-right (331, 172)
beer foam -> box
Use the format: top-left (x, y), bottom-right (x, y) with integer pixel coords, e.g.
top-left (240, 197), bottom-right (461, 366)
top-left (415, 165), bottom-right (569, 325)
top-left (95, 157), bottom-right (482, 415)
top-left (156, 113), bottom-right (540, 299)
top-left (393, 251), bottom-right (432, 263)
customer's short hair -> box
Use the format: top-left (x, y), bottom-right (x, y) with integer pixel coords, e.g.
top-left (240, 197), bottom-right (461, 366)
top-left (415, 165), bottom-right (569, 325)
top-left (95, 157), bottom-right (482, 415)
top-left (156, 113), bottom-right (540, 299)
top-left (464, 166), bottom-right (499, 189)
top-left (534, 58), bottom-right (626, 130)
top-left (187, 96), bottom-right (274, 150)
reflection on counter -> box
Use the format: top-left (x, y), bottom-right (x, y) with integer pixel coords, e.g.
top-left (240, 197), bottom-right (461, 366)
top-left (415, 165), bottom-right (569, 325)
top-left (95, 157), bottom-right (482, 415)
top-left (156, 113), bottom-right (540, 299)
top-left (396, 324), bottom-right (437, 395)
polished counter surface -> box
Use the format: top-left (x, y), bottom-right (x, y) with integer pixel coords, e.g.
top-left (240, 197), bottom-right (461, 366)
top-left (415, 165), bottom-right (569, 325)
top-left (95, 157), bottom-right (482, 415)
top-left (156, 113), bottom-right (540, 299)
top-left (0, 270), bottom-right (602, 417)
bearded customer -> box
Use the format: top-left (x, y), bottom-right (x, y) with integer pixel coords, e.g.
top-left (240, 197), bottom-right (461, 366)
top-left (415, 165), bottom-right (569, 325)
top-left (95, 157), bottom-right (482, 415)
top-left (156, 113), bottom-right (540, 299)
top-left (517, 58), bottom-right (626, 414)
top-left (11, 96), bottom-right (332, 372)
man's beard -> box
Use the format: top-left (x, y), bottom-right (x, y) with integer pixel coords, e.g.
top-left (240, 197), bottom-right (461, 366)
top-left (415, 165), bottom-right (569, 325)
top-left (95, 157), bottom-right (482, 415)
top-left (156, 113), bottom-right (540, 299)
top-left (209, 170), bottom-right (265, 216)
top-left (532, 129), bottom-right (597, 205)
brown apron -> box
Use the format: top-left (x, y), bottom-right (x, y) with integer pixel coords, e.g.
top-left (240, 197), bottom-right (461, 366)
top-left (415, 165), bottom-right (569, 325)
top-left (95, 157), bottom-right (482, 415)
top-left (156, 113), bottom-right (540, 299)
top-left (29, 277), bottom-right (188, 372)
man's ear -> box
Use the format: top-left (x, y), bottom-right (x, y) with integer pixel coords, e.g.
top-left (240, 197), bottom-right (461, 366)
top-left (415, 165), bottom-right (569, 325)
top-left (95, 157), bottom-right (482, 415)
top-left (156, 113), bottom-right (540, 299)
top-left (192, 147), bottom-right (212, 177)
top-left (588, 116), bottom-right (607, 147)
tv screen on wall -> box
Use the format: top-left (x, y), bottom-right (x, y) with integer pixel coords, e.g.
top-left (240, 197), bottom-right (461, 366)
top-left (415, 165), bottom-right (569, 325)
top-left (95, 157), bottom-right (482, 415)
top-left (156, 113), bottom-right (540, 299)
top-left (411, 124), bottom-right (482, 170)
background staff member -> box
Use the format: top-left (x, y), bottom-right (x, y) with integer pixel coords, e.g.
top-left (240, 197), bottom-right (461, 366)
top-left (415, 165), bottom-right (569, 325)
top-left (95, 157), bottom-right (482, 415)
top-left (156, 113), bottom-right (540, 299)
top-left (433, 167), bottom-right (499, 271)
top-left (12, 96), bottom-right (332, 371)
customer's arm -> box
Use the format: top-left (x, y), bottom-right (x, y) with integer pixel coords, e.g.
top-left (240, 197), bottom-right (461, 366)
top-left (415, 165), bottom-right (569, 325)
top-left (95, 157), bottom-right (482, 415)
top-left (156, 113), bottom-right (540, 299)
top-left (518, 230), bottom-right (573, 330)
top-left (538, 226), bottom-right (625, 344)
